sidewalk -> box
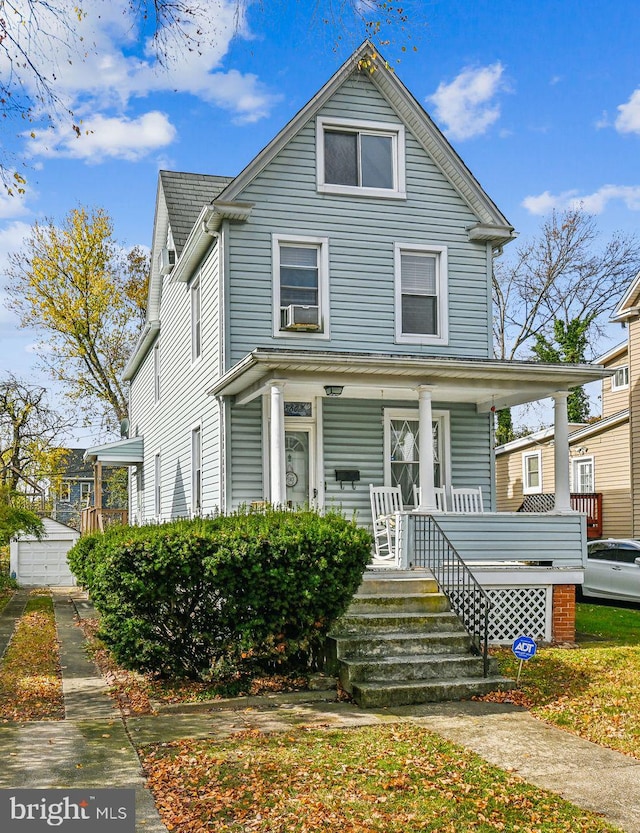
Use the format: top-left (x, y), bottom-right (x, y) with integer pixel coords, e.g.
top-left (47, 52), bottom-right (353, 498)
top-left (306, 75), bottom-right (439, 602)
top-left (1, 588), bottom-right (639, 832)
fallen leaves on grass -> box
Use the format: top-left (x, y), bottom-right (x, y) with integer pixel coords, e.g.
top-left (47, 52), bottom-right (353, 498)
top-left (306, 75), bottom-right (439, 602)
top-left (77, 618), bottom-right (310, 716)
top-left (140, 724), bottom-right (617, 833)
top-left (0, 592), bottom-right (64, 721)
top-left (484, 645), bottom-right (640, 759)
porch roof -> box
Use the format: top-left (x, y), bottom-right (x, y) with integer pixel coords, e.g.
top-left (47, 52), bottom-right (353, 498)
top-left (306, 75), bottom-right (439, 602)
top-left (208, 348), bottom-right (613, 412)
top-left (84, 436), bottom-right (144, 466)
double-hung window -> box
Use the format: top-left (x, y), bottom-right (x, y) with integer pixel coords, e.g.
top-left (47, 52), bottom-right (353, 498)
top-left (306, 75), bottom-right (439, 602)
top-left (395, 243), bottom-right (448, 345)
top-left (154, 452), bottom-right (161, 517)
top-left (153, 341), bottom-right (161, 403)
top-left (611, 365), bottom-right (629, 391)
top-left (273, 235), bottom-right (329, 337)
top-left (317, 117), bottom-right (406, 199)
top-left (522, 451), bottom-right (542, 494)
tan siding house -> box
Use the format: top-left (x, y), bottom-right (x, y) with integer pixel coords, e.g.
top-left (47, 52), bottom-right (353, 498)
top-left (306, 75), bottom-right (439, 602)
top-left (497, 269), bottom-right (640, 541)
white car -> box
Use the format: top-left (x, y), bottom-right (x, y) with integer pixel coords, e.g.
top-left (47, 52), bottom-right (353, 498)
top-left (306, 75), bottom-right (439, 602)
top-left (583, 539), bottom-right (640, 603)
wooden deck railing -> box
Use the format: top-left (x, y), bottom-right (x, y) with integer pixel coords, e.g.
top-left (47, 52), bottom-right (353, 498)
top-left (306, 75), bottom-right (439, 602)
top-left (517, 493), bottom-right (603, 539)
top-left (81, 507), bottom-right (128, 535)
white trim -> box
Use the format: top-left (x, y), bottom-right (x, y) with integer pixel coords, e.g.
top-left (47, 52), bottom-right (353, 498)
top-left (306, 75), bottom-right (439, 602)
top-left (571, 455), bottom-right (594, 494)
top-left (272, 234), bottom-right (330, 340)
top-left (610, 364), bottom-right (629, 391)
top-left (316, 116), bottom-right (406, 199)
top-left (394, 243), bottom-right (448, 345)
top-left (522, 450), bottom-right (542, 494)
top-left (383, 407), bottom-right (451, 494)
top-left (191, 273), bottom-right (202, 363)
top-left (191, 423), bottom-right (202, 514)
top-left (154, 451), bottom-right (161, 519)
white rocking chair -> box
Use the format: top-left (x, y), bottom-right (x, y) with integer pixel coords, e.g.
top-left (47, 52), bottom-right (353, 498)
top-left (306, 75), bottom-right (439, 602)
top-left (412, 484), bottom-right (448, 512)
top-left (369, 484), bottom-right (403, 564)
top-left (450, 486), bottom-right (484, 513)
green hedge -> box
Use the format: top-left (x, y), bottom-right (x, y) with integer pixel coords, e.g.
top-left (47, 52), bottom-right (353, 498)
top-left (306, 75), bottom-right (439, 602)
top-left (67, 510), bottom-right (371, 679)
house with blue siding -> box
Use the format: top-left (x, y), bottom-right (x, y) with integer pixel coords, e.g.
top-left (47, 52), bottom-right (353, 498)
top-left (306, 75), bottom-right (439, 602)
top-left (86, 43), bottom-right (609, 649)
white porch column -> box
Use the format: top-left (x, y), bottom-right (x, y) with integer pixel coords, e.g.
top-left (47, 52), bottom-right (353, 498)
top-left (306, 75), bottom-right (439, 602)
top-left (417, 385), bottom-right (439, 512)
top-left (553, 391), bottom-right (572, 512)
top-left (270, 381), bottom-right (286, 506)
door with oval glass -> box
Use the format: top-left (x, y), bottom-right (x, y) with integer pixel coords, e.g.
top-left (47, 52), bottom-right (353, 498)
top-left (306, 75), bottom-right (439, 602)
top-left (285, 429), bottom-right (313, 507)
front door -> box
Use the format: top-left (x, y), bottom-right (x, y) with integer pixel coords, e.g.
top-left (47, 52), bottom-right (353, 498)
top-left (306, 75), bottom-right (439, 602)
top-left (285, 429), bottom-right (312, 507)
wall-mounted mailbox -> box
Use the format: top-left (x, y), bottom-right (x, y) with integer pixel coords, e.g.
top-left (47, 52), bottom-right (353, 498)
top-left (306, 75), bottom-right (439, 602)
top-left (335, 469), bottom-right (360, 490)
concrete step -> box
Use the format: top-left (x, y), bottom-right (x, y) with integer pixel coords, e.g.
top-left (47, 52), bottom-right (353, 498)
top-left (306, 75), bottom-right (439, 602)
top-left (334, 610), bottom-right (463, 634)
top-left (339, 653), bottom-right (500, 687)
top-left (348, 593), bottom-right (450, 615)
top-left (358, 575), bottom-right (439, 596)
top-left (326, 630), bottom-right (473, 664)
top-left (352, 676), bottom-right (512, 709)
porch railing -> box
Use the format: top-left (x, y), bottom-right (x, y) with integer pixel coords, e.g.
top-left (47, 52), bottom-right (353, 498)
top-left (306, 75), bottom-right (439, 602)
top-left (80, 507), bottom-right (128, 535)
top-left (411, 514), bottom-right (492, 676)
top-left (517, 493), bottom-right (603, 539)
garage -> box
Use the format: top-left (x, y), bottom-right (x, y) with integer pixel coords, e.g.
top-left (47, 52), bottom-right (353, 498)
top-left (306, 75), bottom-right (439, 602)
top-left (10, 517), bottom-right (79, 586)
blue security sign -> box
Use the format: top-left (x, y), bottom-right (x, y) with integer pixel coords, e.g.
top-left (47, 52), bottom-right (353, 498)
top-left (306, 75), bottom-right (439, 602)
top-left (512, 635), bottom-right (537, 660)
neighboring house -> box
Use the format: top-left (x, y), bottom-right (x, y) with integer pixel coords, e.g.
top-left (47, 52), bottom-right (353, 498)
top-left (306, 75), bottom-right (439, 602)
top-left (51, 449), bottom-right (95, 529)
top-left (85, 42), bottom-right (609, 644)
top-left (497, 271), bottom-right (640, 541)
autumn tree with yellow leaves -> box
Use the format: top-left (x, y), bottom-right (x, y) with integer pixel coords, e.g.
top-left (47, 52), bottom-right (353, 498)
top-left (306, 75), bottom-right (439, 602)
top-left (6, 207), bottom-right (149, 433)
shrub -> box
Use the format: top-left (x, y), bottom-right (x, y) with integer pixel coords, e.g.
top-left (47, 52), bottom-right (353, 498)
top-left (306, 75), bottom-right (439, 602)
top-left (68, 510), bottom-right (372, 679)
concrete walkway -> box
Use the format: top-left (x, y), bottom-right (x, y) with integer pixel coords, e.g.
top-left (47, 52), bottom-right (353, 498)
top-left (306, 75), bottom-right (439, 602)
top-left (0, 588), bottom-right (639, 832)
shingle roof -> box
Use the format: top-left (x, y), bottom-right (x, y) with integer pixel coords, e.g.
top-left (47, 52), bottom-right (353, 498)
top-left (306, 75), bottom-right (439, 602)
top-left (159, 171), bottom-right (234, 255)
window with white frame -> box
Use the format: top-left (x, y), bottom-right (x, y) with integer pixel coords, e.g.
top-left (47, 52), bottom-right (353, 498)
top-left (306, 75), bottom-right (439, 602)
top-left (80, 482), bottom-right (92, 503)
top-left (192, 426), bottom-right (202, 513)
top-left (153, 341), bottom-right (161, 403)
top-left (59, 483), bottom-right (71, 502)
top-left (572, 456), bottom-right (594, 493)
top-left (317, 117), bottom-right (406, 198)
top-left (191, 275), bottom-right (201, 360)
top-left (522, 451), bottom-right (542, 494)
top-left (154, 452), bottom-right (161, 517)
top-left (395, 243), bottom-right (448, 344)
top-left (273, 235), bottom-right (329, 336)
top-left (611, 365), bottom-right (629, 391)
top-left (383, 408), bottom-right (450, 506)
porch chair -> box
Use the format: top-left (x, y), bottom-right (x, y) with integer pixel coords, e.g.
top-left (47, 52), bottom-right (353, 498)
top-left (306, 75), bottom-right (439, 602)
top-left (450, 486), bottom-right (484, 513)
top-left (412, 484), bottom-right (447, 512)
top-left (369, 484), bottom-right (403, 563)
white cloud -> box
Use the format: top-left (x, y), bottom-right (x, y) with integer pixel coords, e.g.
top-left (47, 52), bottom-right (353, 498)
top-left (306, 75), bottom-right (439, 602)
top-left (29, 112), bottom-right (177, 161)
top-left (0, 184), bottom-right (31, 220)
top-left (427, 62), bottom-right (507, 140)
top-left (1, 0), bottom-right (280, 162)
top-left (615, 89), bottom-right (640, 135)
top-left (522, 185), bottom-right (640, 215)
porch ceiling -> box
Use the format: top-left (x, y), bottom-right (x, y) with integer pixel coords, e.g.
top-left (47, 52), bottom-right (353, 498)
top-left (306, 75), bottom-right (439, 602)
top-left (208, 349), bottom-right (613, 412)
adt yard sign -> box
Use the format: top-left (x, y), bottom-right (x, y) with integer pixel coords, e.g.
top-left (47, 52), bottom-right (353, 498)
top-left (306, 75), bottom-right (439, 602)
top-left (512, 635), bottom-right (537, 660)
top-left (512, 635), bottom-right (537, 685)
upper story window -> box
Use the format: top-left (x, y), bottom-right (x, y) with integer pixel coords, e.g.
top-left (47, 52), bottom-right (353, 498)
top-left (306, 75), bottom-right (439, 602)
top-left (394, 243), bottom-right (448, 345)
top-left (273, 234), bottom-right (329, 338)
top-left (191, 275), bottom-right (201, 361)
top-left (317, 117), bottom-right (406, 199)
top-left (611, 365), bottom-right (629, 391)
top-left (522, 450), bottom-right (542, 494)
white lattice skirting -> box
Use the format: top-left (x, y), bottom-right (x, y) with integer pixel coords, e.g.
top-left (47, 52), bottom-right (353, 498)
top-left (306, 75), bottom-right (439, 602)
top-left (484, 586), bottom-right (552, 644)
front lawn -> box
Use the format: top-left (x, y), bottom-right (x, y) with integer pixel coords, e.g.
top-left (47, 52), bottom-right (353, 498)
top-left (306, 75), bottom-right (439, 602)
top-left (141, 724), bottom-right (617, 833)
top-left (488, 602), bottom-right (640, 757)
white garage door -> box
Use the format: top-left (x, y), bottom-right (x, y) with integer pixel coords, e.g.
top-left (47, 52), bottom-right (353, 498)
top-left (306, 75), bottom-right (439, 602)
top-left (15, 538), bottom-right (77, 586)
top-left (11, 518), bottom-right (79, 586)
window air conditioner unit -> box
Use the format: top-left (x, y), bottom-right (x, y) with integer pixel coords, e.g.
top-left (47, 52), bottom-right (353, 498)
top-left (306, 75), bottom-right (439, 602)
top-left (281, 304), bottom-right (320, 330)
top-left (158, 247), bottom-right (176, 276)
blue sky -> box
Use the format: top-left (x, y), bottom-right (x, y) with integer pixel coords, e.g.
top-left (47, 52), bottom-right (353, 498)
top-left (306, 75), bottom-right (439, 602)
top-left (1, 0), bottom-right (639, 444)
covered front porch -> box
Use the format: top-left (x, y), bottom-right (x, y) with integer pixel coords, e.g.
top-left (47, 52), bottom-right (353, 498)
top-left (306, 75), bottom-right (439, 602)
top-left (82, 436), bottom-right (144, 535)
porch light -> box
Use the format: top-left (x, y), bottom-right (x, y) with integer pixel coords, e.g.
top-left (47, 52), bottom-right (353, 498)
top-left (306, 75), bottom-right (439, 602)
top-left (324, 385), bottom-right (344, 397)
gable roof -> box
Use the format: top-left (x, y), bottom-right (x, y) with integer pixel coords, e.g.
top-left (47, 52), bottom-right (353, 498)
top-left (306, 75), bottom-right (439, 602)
top-left (159, 171), bottom-right (233, 256)
top-left (612, 269), bottom-right (640, 322)
top-left (217, 41), bottom-right (514, 239)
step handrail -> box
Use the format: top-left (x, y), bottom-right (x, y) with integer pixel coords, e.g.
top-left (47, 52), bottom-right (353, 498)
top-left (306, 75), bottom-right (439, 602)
top-left (410, 514), bottom-right (492, 676)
